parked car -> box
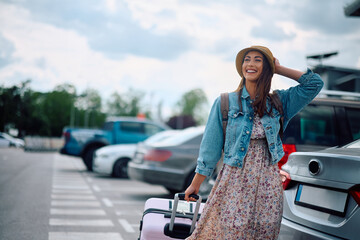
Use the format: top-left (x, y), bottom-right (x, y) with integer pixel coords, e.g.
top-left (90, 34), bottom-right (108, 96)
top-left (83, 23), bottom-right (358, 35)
top-left (278, 139), bottom-right (360, 240)
top-left (129, 91), bottom-right (360, 199)
top-left (278, 92), bottom-right (360, 168)
top-left (93, 130), bottom-right (178, 178)
top-left (60, 117), bottom-right (169, 171)
top-left (0, 132), bottom-right (24, 148)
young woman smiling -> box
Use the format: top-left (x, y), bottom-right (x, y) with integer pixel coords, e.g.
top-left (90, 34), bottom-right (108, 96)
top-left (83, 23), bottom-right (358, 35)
top-left (184, 46), bottom-right (324, 239)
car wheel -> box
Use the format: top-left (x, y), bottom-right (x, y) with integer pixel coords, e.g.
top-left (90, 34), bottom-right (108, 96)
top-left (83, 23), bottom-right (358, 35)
top-left (83, 147), bottom-right (98, 171)
top-left (112, 159), bottom-right (129, 178)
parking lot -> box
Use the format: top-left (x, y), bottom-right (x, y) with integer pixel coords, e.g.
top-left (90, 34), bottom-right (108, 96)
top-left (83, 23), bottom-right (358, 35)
top-left (0, 148), bottom-right (172, 240)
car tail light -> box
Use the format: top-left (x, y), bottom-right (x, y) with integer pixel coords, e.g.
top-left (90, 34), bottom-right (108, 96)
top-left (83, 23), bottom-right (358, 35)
top-left (350, 185), bottom-right (360, 205)
top-left (278, 144), bottom-right (296, 169)
top-left (144, 149), bottom-right (172, 162)
top-left (63, 131), bottom-right (70, 143)
top-left (280, 169), bottom-right (291, 190)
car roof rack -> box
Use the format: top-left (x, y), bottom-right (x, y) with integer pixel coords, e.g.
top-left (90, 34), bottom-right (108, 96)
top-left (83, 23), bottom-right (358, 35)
top-left (317, 90), bottom-right (360, 101)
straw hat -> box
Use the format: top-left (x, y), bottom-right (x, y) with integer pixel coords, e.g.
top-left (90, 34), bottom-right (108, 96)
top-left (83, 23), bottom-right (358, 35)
top-left (235, 45), bottom-right (275, 78)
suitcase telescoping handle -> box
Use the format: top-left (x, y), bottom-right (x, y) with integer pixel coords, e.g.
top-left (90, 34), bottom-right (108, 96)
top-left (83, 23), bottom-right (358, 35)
top-left (169, 193), bottom-right (202, 234)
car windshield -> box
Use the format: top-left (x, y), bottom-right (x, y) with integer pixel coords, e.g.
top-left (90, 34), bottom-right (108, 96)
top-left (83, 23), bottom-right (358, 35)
top-left (152, 126), bottom-right (205, 146)
top-left (343, 139), bottom-right (360, 149)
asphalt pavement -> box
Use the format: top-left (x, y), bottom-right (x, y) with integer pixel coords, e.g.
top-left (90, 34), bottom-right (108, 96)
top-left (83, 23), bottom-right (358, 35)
top-left (0, 148), bottom-right (173, 240)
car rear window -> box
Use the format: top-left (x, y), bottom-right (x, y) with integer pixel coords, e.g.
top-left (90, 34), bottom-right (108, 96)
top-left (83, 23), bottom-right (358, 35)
top-left (120, 122), bottom-right (143, 133)
top-left (346, 107), bottom-right (360, 140)
top-left (283, 104), bottom-right (338, 146)
top-left (153, 126), bottom-right (205, 146)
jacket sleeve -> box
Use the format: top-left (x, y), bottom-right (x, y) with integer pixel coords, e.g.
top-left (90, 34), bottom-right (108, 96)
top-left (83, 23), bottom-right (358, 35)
top-left (195, 96), bottom-right (224, 177)
top-left (276, 68), bottom-right (324, 130)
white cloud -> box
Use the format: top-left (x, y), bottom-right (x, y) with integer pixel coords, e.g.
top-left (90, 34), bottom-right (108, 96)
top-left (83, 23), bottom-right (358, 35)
top-left (0, 0), bottom-right (359, 121)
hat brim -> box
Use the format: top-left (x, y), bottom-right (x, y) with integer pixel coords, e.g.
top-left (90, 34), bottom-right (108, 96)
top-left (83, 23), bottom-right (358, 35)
top-left (235, 46), bottom-right (275, 78)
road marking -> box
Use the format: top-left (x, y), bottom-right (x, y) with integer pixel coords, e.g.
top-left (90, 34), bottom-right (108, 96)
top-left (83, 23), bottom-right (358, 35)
top-left (111, 200), bottom-right (144, 205)
top-left (92, 184), bottom-right (101, 192)
top-left (51, 194), bottom-right (96, 200)
top-left (52, 185), bottom-right (90, 190)
top-left (118, 219), bottom-right (135, 233)
top-left (49, 218), bottom-right (114, 227)
top-left (52, 189), bottom-right (93, 194)
top-left (86, 177), bottom-right (93, 182)
top-left (49, 232), bottom-right (123, 240)
top-left (116, 210), bottom-right (143, 216)
top-left (51, 200), bottom-right (101, 207)
top-left (102, 198), bottom-right (113, 207)
top-left (50, 208), bottom-right (106, 216)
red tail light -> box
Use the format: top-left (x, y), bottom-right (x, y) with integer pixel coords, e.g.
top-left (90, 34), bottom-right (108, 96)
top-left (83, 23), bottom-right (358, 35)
top-left (63, 131), bottom-right (70, 142)
top-left (350, 185), bottom-right (360, 205)
top-left (144, 149), bottom-right (172, 162)
top-left (278, 144), bottom-right (296, 169)
top-left (280, 169), bottom-right (291, 190)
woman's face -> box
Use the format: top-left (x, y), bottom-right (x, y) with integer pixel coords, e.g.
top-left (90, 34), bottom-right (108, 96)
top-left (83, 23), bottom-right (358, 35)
top-left (242, 51), bottom-right (263, 82)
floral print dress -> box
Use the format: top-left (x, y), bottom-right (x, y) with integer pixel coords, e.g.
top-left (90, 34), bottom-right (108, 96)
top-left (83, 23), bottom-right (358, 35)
top-left (186, 114), bottom-right (283, 240)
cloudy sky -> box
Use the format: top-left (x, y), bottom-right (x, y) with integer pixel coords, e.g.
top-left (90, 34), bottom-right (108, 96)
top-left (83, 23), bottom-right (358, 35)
top-left (1, 0), bottom-right (359, 120)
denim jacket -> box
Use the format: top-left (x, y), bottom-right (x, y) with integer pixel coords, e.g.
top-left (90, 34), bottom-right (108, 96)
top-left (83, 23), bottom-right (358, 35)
top-left (196, 69), bottom-right (324, 177)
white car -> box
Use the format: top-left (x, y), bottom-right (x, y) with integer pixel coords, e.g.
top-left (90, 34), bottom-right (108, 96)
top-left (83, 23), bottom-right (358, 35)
top-left (93, 130), bottom-right (178, 178)
top-left (0, 132), bottom-right (25, 148)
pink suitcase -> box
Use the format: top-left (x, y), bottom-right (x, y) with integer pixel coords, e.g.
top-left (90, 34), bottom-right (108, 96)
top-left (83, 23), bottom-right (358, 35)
top-left (138, 193), bottom-right (204, 240)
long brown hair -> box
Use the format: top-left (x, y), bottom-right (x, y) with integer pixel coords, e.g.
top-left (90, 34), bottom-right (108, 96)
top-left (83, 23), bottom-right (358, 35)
top-left (235, 50), bottom-right (274, 117)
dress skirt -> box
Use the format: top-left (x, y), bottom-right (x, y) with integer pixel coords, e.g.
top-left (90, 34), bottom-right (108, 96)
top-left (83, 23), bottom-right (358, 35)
top-left (186, 115), bottom-right (283, 240)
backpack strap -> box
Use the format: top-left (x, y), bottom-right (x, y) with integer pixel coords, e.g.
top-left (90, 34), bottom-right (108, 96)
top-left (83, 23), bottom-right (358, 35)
top-left (220, 93), bottom-right (229, 145)
top-left (271, 91), bottom-right (284, 138)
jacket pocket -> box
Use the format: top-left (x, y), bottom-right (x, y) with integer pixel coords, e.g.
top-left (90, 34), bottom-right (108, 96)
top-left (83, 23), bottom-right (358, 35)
top-left (224, 109), bottom-right (243, 156)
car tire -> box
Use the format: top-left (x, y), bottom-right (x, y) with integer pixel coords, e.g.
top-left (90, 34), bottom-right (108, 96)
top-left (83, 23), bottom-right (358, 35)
top-left (83, 147), bottom-right (98, 171)
top-left (112, 159), bottom-right (129, 178)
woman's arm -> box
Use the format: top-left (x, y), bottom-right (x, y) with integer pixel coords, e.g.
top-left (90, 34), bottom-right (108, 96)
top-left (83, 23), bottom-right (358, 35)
top-left (184, 173), bottom-right (207, 201)
top-left (274, 58), bottom-right (304, 81)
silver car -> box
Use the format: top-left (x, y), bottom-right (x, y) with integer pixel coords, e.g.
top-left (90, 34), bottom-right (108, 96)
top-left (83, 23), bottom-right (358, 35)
top-left (279, 139), bottom-right (360, 240)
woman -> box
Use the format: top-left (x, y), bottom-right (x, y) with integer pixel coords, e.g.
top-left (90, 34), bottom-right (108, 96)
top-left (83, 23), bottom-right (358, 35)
top-left (184, 45), bottom-right (324, 239)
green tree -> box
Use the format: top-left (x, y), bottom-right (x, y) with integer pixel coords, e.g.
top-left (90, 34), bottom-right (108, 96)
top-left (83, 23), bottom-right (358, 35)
top-left (176, 88), bottom-right (208, 124)
top-left (106, 88), bottom-right (148, 117)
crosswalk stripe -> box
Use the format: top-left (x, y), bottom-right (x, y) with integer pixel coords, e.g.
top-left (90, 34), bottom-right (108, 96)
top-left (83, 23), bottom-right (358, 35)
top-left (51, 194), bottom-right (96, 200)
top-left (49, 218), bottom-right (114, 226)
top-left (50, 208), bottom-right (106, 216)
top-left (52, 189), bottom-right (93, 194)
top-left (51, 200), bottom-right (101, 207)
top-left (102, 198), bottom-right (113, 207)
top-left (52, 185), bottom-right (90, 190)
top-left (118, 219), bottom-right (135, 233)
top-left (49, 232), bottom-right (123, 240)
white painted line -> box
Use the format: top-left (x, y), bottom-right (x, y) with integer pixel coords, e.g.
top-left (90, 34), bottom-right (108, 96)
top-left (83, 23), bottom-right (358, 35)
top-left (51, 194), bottom-right (96, 200)
top-left (118, 219), bottom-right (135, 233)
top-left (52, 185), bottom-right (90, 190)
top-left (102, 198), bottom-right (113, 207)
top-left (111, 200), bottom-right (143, 205)
top-left (51, 200), bottom-right (101, 207)
top-left (92, 185), bottom-right (101, 192)
top-left (49, 219), bottom-right (114, 227)
top-left (52, 189), bottom-right (92, 194)
top-left (86, 177), bottom-right (93, 182)
top-left (49, 232), bottom-right (123, 240)
top-left (115, 210), bottom-right (143, 216)
top-left (50, 208), bottom-right (106, 216)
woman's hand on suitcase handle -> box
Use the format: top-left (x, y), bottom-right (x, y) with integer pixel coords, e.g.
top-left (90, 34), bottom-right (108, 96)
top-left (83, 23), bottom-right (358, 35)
top-left (184, 185), bottom-right (199, 202)
top-left (184, 173), bottom-right (206, 202)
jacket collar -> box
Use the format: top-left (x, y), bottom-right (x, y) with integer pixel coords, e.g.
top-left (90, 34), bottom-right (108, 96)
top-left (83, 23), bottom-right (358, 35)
top-left (240, 87), bottom-right (251, 99)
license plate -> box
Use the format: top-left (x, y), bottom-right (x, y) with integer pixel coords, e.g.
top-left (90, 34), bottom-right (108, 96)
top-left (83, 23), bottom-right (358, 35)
top-left (295, 184), bottom-right (348, 217)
